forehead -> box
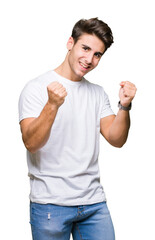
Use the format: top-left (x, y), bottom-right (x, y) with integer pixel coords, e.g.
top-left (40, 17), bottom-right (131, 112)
top-left (76, 33), bottom-right (105, 52)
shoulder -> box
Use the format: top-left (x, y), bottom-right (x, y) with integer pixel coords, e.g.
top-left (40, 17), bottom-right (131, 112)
top-left (25, 70), bottom-right (55, 88)
top-left (20, 70), bottom-right (56, 96)
top-left (83, 78), bottom-right (106, 95)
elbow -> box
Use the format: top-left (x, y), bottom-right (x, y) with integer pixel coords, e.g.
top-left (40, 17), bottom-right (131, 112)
top-left (109, 138), bottom-right (127, 148)
top-left (25, 142), bottom-right (37, 154)
top-left (108, 131), bottom-right (129, 148)
top-left (113, 142), bottom-right (125, 148)
top-left (22, 137), bottom-right (38, 154)
top-left (26, 145), bottom-right (37, 154)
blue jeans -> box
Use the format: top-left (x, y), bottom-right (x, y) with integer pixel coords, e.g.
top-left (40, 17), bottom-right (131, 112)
top-left (30, 201), bottom-right (115, 240)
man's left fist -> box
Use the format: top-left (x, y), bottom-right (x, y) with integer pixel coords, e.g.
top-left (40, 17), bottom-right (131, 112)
top-left (119, 81), bottom-right (137, 107)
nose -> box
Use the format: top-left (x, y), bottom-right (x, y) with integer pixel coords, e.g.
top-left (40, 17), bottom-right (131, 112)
top-left (85, 52), bottom-right (94, 65)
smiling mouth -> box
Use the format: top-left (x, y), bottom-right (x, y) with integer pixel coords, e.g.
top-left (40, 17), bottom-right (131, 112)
top-left (79, 62), bottom-right (90, 70)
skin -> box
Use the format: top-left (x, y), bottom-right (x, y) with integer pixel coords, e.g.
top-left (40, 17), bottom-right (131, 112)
top-left (20, 33), bottom-right (137, 153)
top-left (55, 34), bottom-right (105, 81)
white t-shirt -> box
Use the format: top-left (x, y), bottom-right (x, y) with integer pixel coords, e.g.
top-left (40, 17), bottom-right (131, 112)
top-left (18, 70), bottom-right (114, 206)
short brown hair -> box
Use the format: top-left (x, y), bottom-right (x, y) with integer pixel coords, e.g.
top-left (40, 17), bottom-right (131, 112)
top-left (71, 17), bottom-right (114, 51)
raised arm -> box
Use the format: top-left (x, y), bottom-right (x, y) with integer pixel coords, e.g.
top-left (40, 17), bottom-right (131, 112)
top-left (100, 81), bottom-right (137, 147)
top-left (20, 82), bottom-right (67, 153)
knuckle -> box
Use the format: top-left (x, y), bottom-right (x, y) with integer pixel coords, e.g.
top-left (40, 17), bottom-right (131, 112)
top-left (58, 83), bottom-right (63, 87)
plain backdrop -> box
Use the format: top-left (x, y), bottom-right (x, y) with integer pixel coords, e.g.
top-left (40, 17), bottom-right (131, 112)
top-left (1, 0), bottom-right (155, 239)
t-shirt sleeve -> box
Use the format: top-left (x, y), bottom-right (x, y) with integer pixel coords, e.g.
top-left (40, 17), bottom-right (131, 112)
top-left (18, 81), bottom-right (45, 123)
top-left (100, 87), bottom-right (115, 119)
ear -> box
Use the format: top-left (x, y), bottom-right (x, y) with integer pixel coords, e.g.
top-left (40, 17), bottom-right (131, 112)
top-left (67, 37), bottom-right (74, 51)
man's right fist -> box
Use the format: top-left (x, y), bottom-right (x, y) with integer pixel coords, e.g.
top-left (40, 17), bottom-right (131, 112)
top-left (47, 81), bottom-right (67, 108)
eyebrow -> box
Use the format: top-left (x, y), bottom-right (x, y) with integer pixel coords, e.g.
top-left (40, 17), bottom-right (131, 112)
top-left (82, 44), bottom-right (104, 56)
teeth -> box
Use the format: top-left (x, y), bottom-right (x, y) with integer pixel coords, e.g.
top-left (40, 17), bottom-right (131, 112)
top-left (80, 62), bottom-right (89, 69)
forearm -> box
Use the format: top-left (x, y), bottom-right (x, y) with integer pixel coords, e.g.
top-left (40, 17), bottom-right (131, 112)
top-left (109, 109), bottom-right (130, 147)
top-left (22, 102), bottom-right (58, 153)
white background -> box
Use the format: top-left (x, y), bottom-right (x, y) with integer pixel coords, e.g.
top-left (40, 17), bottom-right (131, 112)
top-left (1, 0), bottom-right (155, 239)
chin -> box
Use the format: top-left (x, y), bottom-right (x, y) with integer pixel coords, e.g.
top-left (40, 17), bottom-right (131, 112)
top-left (73, 71), bottom-right (85, 80)
top-left (72, 66), bottom-right (91, 80)
top-left (77, 69), bottom-right (90, 78)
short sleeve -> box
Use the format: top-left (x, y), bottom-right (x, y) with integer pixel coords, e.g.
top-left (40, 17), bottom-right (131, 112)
top-left (18, 80), bottom-right (45, 123)
top-left (100, 87), bottom-right (115, 119)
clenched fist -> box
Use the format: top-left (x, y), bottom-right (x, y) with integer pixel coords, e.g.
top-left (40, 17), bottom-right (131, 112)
top-left (119, 81), bottom-right (137, 107)
top-left (47, 81), bottom-right (67, 108)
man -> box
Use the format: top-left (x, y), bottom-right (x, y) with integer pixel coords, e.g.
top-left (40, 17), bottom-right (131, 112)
top-left (19, 18), bottom-right (136, 240)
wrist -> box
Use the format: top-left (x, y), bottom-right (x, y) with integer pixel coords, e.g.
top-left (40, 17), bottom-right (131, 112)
top-left (118, 101), bottom-right (132, 111)
top-left (46, 101), bottom-right (59, 111)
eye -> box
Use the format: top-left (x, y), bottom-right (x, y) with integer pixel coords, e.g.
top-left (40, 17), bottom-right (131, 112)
top-left (94, 52), bottom-right (102, 59)
top-left (82, 45), bottom-right (90, 52)
top-left (82, 46), bottom-right (89, 51)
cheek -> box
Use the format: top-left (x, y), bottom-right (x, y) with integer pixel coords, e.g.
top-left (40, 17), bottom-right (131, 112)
top-left (74, 47), bottom-right (86, 60)
top-left (70, 49), bottom-right (80, 63)
top-left (93, 58), bottom-right (100, 67)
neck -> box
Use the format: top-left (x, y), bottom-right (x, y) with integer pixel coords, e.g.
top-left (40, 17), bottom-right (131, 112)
top-left (54, 53), bottom-right (82, 82)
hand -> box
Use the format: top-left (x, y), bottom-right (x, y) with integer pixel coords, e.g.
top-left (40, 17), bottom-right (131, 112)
top-left (47, 81), bottom-right (67, 108)
top-left (119, 81), bottom-right (137, 107)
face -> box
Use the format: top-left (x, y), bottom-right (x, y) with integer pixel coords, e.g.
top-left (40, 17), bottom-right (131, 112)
top-left (66, 33), bottom-right (106, 81)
